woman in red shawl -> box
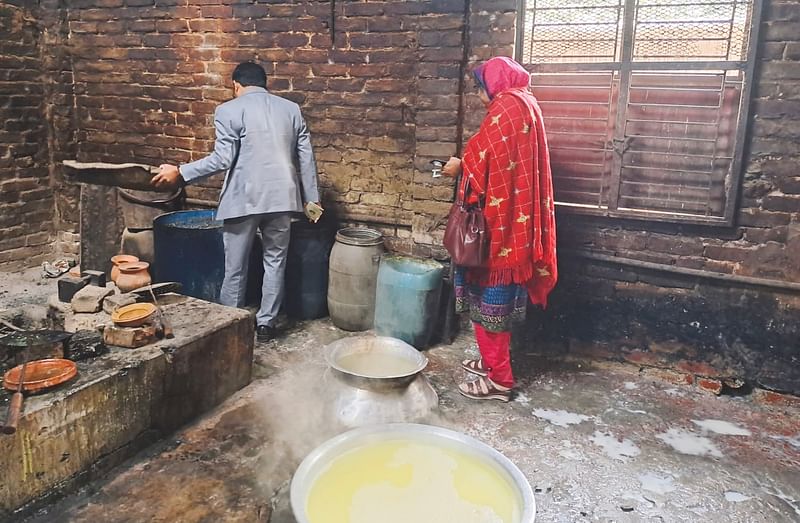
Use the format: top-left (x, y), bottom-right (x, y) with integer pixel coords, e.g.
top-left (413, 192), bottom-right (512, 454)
top-left (442, 56), bottom-right (557, 402)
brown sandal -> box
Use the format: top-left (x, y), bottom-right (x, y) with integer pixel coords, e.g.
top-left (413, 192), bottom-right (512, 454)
top-left (458, 376), bottom-right (511, 402)
top-left (461, 358), bottom-right (489, 377)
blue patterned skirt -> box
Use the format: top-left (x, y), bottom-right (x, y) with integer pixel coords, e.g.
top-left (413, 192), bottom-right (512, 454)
top-left (454, 267), bottom-right (528, 333)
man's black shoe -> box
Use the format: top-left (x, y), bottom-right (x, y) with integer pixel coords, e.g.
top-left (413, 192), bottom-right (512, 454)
top-left (256, 325), bottom-right (277, 342)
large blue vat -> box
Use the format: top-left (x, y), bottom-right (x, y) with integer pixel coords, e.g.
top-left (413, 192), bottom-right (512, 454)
top-left (373, 255), bottom-right (445, 348)
top-left (153, 210), bottom-right (225, 303)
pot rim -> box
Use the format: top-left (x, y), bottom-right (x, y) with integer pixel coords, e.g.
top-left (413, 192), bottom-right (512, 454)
top-left (335, 227), bottom-right (384, 247)
top-left (324, 336), bottom-right (427, 380)
top-left (289, 422), bottom-right (536, 523)
top-left (118, 261), bottom-right (150, 272)
top-left (111, 254), bottom-right (139, 265)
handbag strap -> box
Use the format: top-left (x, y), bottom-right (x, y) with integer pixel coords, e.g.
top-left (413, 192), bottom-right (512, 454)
top-left (456, 171), bottom-right (484, 208)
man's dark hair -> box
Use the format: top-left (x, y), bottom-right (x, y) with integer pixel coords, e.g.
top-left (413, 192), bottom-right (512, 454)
top-left (232, 62), bottom-right (267, 88)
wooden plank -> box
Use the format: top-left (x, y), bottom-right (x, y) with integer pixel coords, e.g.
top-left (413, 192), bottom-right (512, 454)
top-left (533, 85), bottom-right (614, 103)
top-left (619, 181), bottom-right (713, 202)
top-left (544, 117), bottom-right (611, 134)
top-left (618, 195), bottom-right (712, 214)
top-left (624, 102), bottom-right (722, 123)
top-left (622, 150), bottom-right (731, 172)
top-left (554, 189), bottom-right (605, 206)
top-left (628, 86), bottom-right (724, 106)
top-left (548, 132), bottom-right (609, 149)
top-left (625, 136), bottom-right (721, 155)
top-left (550, 147), bottom-right (612, 165)
top-left (539, 101), bottom-right (611, 118)
top-left (617, 165), bottom-right (719, 186)
top-left (628, 72), bottom-right (726, 89)
top-left (625, 119), bottom-right (718, 137)
top-left (532, 72), bottom-right (616, 87)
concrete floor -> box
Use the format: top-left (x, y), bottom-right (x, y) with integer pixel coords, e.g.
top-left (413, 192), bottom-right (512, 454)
top-left (2, 269), bottom-right (798, 522)
top-left (12, 316), bottom-right (799, 523)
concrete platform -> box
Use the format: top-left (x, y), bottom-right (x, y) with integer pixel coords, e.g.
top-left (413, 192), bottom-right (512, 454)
top-left (18, 319), bottom-right (800, 523)
top-left (0, 296), bottom-right (253, 519)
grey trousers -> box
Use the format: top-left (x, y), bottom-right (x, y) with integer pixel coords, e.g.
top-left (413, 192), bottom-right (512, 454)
top-left (219, 212), bottom-right (291, 327)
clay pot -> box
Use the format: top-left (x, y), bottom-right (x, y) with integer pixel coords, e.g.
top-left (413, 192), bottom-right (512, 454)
top-left (110, 254), bottom-right (140, 283)
top-left (116, 261), bottom-right (151, 292)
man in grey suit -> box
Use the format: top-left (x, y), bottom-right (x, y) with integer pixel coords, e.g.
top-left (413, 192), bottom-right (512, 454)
top-left (153, 62), bottom-right (320, 342)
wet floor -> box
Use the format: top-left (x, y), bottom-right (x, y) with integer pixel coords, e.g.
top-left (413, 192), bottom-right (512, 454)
top-left (17, 318), bottom-right (800, 523)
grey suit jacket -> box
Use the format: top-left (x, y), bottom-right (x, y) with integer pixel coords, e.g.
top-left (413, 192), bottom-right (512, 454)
top-left (179, 86), bottom-right (319, 221)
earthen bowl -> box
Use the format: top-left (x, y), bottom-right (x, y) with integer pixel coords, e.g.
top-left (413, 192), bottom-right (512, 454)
top-left (111, 302), bottom-right (157, 328)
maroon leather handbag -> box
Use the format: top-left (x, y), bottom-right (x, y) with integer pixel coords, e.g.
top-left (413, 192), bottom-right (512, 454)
top-left (443, 175), bottom-right (488, 267)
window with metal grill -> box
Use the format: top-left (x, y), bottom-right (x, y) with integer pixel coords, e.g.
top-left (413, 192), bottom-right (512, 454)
top-left (516, 0), bottom-right (762, 225)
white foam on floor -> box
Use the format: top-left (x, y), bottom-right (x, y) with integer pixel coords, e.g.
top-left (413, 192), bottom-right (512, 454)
top-left (514, 392), bottom-right (531, 404)
top-left (724, 491), bottom-right (751, 502)
top-left (638, 472), bottom-right (677, 494)
top-left (692, 419), bottom-right (752, 436)
top-left (656, 428), bottom-right (723, 458)
top-left (532, 409), bottom-right (592, 428)
top-left (590, 431), bottom-right (641, 461)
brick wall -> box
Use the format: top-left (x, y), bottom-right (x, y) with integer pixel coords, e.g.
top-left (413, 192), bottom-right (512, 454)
top-left (62, 0), bottom-right (483, 259)
top-left (0, 0), bottom-right (76, 268)
top-left (0, 2), bottom-right (55, 268)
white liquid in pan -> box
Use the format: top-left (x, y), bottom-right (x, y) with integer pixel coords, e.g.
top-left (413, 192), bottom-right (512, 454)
top-left (305, 439), bottom-right (520, 523)
top-left (335, 352), bottom-right (420, 378)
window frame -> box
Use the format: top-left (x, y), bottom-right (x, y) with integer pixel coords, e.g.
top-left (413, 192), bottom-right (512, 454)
top-left (515, 0), bottom-right (764, 226)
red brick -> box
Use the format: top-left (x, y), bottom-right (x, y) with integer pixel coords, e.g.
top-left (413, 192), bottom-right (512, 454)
top-left (199, 5), bottom-right (231, 18)
top-left (753, 389), bottom-right (800, 409)
top-left (697, 378), bottom-right (723, 395)
top-left (155, 20), bottom-right (188, 33)
top-left (274, 33), bottom-right (310, 48)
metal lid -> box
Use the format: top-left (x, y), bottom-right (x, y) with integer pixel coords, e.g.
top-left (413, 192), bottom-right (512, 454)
top-left (335, 227), bottom-right (384, 247)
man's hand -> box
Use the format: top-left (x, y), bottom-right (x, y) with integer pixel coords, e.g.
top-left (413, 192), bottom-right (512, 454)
top-left (442, 156), bottom-right (462, 178)
top-left (152, 164), bottom-right (184, 190)
top-left (304, 201), bottom-right (324, 223)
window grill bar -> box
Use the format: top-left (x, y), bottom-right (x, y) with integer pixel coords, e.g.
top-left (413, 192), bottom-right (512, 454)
top-left (626, 118), bottom-right (721, 125)
top-left (515, 0), bottom-right (526, 63)
top-left (636, 19), bottom-right (736, 25)
top-left (527, 61), bottom-right (746, 72)
top-left (621, 164), bottom-right (727, 175)
top-left (528, 21), bottom-right (622, 27)
top-left (723, 0), bottom-right (760, 224)
top-left (605, 0), bottom-right (637, 210)
top-left (626, 133), bottom-right (719, 142)
top-left (625, 149), bottom-right (733, 160)
top-left (524, 4), bottom-right (626, 10)
top-left (634, 36), bottom-right (737, 42)
top-left (627, 102), bottom-right (727, 109)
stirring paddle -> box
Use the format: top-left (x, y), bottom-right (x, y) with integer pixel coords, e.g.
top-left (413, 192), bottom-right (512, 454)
top-left (3, 358), bottom-right (27, 435)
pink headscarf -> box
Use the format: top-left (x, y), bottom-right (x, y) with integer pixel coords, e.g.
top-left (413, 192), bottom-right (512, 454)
top-left (473, 57), bottom-right (531, 99)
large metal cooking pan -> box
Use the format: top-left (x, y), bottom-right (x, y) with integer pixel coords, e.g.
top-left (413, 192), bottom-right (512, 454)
top-left (290, 423), bottom-right (536, 523)
top-left (324, 336), bottom-right (428, 391)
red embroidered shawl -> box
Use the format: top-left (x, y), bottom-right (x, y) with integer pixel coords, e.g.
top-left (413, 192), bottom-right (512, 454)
top-left (459, 88), bottom-right (558, 307)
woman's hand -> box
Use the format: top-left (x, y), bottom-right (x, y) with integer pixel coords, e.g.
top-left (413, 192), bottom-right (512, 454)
top-left (442, 157), bottom-right (462, 178)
